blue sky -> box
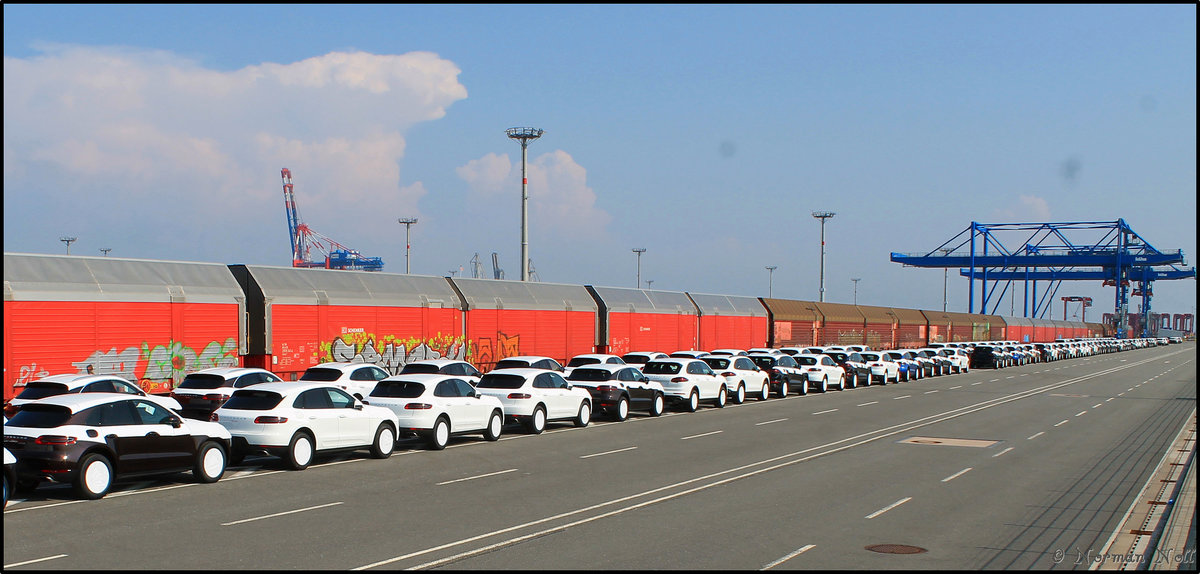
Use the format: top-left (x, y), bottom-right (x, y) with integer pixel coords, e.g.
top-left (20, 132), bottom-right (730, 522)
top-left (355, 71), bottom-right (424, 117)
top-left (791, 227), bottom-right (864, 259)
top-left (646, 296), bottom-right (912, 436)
top-left (4, 4), bottom-right (1196, 321)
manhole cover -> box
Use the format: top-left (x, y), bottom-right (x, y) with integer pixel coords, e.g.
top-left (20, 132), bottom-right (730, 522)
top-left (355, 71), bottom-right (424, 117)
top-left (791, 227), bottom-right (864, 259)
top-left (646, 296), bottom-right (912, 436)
top-left (866, 544), bottom-right (928, 554)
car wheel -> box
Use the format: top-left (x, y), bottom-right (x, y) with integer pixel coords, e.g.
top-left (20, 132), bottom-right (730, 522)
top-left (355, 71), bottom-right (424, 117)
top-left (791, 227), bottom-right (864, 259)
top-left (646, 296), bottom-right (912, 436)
top-left (74, 453), bottom-right (113, 500)
top-left (797, 378), bottom-right (808, 395)
top-left (685, 388), bottom-right (700, 412)
top-left (837, 373), bottom-right (845, 391)
top-left (371, 423), bottom-right (396, 458)
top-left (759, 382), bottom-right (770, 401)
top-left (715, 386), bottom-right (727, 408)
top-left (524, 405), bottom-right (547, 434)
top-left (429, 417), bottom-right (450, 450)
top-left (483, 410), bottom-right (503, 441)
top-left (820, 376), bottom-right (828, 393)
top-left (574, 401), bottom-right (591, 427)
top-left (194, 440), bottom-right (227, 483)
top-left (733, 384), bottom-right (746, 404)
top-left (285, 432), bottom-right (314, 470)
top-left (614, 396), bottom-right (630, 422)
top-left (778, 380), bottom-right (789, 398)
top-left (650, 393), bottom-right (665, 417)
top-left (3, 471), bottom-right (9, 508)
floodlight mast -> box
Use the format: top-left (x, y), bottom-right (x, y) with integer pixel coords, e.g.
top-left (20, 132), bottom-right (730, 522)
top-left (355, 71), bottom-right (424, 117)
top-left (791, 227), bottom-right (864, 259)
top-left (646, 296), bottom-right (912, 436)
top-left (398, 217), bottom-right (418, 274)
top-left (60, 236), bottom-right (77, 255)
top-left (633, 248), bottom-right (647, 288)
top-left (506, 127), bottom-right (544, 281)
top-left (812, 211), bottom-right (835, 302)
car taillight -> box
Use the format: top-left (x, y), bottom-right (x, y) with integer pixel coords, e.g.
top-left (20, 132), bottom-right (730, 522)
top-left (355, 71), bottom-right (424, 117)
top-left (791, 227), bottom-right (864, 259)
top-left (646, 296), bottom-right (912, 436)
top-left (597, 386), bottom-right (618, 393)
top-left (254, 416), bottom-right (289, 424)
top-left (205, 393), bottom-right (225, 400)
top-left (405, 403), bottom-right (433, 410)
top-left (670, 377), bottom-right (689, 383)
top-left (3, 403), bottom-right (19, 418)
top-left (721, 371), bottom-right (737, 377)
top-left (35, 435), bottom-right (77, 445)
top-left (807, 368), bottom-right (820, 372)
top-left (507, 393), bottom-right (532, 399)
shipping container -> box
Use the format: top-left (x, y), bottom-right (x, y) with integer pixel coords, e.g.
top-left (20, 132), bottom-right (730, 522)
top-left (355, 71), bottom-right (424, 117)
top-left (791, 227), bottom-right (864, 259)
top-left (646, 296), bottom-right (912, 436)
top-left (689, 292), bottom-right (768, 351)
top-left (813, 302), bottom-right (866, 346)
top-left (451, 278), bottom-right (598, 371)
top-left (760, 298), bottom-right (820, 347)
top-left (588, 286), bottom-right (698, 356)
top-left (4, 253), bottom-right (244, 399)
top-left (230, 265), bottom-right (464, 380)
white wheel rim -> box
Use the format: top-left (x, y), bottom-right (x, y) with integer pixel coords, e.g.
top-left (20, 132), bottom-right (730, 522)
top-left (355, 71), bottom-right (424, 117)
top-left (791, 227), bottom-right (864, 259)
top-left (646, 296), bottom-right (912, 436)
top-left (380, 428), bottom-right (394, 452)
top-left (490, 414), bottom-right (502, 436)
top-left (436, 421), bottom-right (449, 446)
top-left (294, 436), bottom-right (313, 466)
top-left (203, 446), bottom-right (225, 478)
top-left (782, 382), bottom-right (788, 395)
top-left (618, 399), bottom-right (628, 419)
top-left (761, 384), bottom-right (769, 399)
top-left (84, 459), bottom-right (111, 494)
top-left (534, 409), bottom-right (546, 431)
top-left (737, 386), bottom-right (744, 402)
top-left (655, 395), bottom-right (664, 413)
top-left (690, 392), bottom-right (698, 410)
top-left (580, 404), bottom-right (590, 424)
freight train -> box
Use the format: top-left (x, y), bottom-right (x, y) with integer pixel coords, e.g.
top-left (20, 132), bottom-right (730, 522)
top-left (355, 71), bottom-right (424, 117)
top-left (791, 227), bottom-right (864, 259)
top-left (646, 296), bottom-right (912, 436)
top-left (3, 253), bottom-right (1110, 400)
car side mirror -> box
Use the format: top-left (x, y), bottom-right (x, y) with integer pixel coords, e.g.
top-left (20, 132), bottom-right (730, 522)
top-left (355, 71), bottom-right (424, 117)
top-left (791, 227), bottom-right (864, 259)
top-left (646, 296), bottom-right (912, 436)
top-left (168, 416), bottom-right (182, 428)
top-left (353, 401), bottom-right (364, 410)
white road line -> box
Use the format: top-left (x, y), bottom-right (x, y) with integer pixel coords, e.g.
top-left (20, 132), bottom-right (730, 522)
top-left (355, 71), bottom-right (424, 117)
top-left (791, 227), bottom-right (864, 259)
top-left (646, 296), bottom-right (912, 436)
top-left (580, 447), bottom-right (637, 459)
top-left (941, 467), bottom-right (973, 482)
top-left (989, 379), bottom-right (1000, 382)
top-left (761, 544), bottom-right (816, 570)
top-left (1075, 411), bottom-right (1087, 417)
top-left (4, 555), bottom-right (68, 568)
top-left (924, 390), bottom-right (938, 394)
top-left (1054, 419), bottom-right (1069, 427)
top-left (1093, 403), bottom-right (1102, 409)
top-left (1027, 431), bottom-right (1045, 440)
top-left (866, 497), bottom-right (912, 519)
top-left (221, 502), bottom-right (344, 526)
top-left (437, 468), bottom-right (519, 485)
top-left (1005, 376), bottom-right (1015, 379)
top-left (755, 418), bottom-right (788, 426)
top-left (893, 395), bottom-right (911, 400)
top-left (950, 385), bottom-right (963, 389)
top-left (1020, 374), bottom-right (1029, 377)
top-left (971, 382), bottom-right (982, 385)
top-left (813, 409), bottom-right (838, 415)
top-left (992, 447), bottom-right (1015, 458)
top-left (1106, 397), bottom-right (1115, 402)
top-left (681, 430), bottom-right (723, 440)
top-left (856, 401), bottom-right (878, 407)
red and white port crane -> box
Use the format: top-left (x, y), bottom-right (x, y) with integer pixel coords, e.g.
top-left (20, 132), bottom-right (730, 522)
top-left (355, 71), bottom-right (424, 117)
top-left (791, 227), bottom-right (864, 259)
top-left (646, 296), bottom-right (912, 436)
top-left (281, 168), bottom-right (384, 271)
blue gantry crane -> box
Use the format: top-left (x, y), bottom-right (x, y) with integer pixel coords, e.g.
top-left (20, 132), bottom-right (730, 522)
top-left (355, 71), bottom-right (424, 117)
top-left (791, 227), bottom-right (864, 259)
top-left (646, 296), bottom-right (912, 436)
top-left (891, 220), bottom-right (1195, 338)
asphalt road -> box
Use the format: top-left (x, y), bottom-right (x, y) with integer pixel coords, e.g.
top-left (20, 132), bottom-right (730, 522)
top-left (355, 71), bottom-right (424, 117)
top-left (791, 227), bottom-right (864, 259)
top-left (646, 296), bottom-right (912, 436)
top-left (4, 343), bottom-right (1195, 570)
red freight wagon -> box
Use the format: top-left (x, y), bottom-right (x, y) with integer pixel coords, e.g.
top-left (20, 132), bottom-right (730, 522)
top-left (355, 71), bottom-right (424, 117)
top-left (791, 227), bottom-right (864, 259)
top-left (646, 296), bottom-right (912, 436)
top-left (230, 265), bottom-right (464, 380)
top-left (1002, 316), bottom-right (1036, 343)
top-left (690, 292), bottom-right (768, 351)
top-left (4, 253), bottom-right (244, 400)
top-left (760, 298), bottom-right (820, 348)
top-left (587, 286), bottom-right (698, 357)
top-left (857, 304), bottom-right (896, 350)
top-left (890, 308), bottom-right (928, 349)
top-left (451, 278), bottom-right (598, 372)
top-left (922, 310), bottom-right (953, 344)
top-left (813, 302), bottom-right (866, 346)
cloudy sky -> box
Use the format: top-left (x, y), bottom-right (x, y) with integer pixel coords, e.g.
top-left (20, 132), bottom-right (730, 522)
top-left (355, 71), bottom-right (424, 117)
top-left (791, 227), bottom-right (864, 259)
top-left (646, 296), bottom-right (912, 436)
top-left (4, 5), bottom-right (1195, 320)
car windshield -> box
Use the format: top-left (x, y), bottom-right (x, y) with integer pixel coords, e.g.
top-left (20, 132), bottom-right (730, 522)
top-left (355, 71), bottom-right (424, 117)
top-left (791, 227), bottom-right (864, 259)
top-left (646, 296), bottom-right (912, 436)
top-left (622, 354), bottom-right (651, 364)
top-left (567, 357), bottom-right (601, 368)
top-left (7, 403), bottom-right (75, 428)
top-left (493, 360), bottom-right (531, 370)
top-left (399, 363), bottom-right (441, 374)
top-left (642, 362), bottom-right (682, 375)
top-left (299, 368), bottom-right (343, 382)
top-left (476, 374), bottom-right (527, 389)
top-left (177, 373), bottom-right (229, 390)
top-left (220, 390), bottom-right (284, 410)
top-left (567, 368), bottom-right (614, 382)
top-left (14, 382), bottom-right (70, 400)
top-left (861, 353), bottom-right (881, 361)
top-left (794, 356), bottom-right (818, 365)
top-left (369, 381), bottom-right (425, 398)
top-left (701, 357), bottom-right (731, 369)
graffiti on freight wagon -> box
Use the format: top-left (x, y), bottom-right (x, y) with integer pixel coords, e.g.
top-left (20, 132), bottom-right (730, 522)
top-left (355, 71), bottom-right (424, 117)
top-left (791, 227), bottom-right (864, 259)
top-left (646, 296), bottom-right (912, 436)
top-left (321, 332), bottom-right (471, 375)
top-left (472, 332), bottom-right (521, 371)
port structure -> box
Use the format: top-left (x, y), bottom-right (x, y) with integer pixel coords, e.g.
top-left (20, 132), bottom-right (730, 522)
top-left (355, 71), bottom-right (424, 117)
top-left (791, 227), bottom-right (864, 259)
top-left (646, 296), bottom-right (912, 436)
top-left (281, 168), bottom-right (384, 272)
top-left (891, 220), bottom-right (1195, 338)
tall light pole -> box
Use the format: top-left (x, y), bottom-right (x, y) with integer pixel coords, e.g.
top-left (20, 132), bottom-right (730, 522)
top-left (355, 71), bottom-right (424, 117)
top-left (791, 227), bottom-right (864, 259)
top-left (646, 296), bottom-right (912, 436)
top-left (766, 266), bottom-right (777, 297)
top-left (506, 127), bottom-right (544, 281)
top-left (100, 248), bottom-right (112, 257)
top-left (60, 236), bottom-right (77, 255)
top-left (398, 217), bottom-right (418, 274)
top-left (939, 247), bottom-right (952, 312)
top-left (812, 211), bottom-right (835, 302)
top-left (632, 248), bottom-right (647, 288)
top-left (645, 280), bottom-right (654, 289)
top-left (851, 277), bottom-right (861, 305)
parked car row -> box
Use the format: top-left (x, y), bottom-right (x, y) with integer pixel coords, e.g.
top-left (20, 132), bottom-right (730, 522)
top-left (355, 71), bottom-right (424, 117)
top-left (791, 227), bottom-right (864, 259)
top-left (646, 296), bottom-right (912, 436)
top-left (3, 337), bottom-right (1173, 503)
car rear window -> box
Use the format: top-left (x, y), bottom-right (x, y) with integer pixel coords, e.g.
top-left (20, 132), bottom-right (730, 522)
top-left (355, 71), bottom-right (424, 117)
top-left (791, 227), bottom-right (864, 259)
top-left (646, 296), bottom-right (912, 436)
top-left (621, 354), bottom-right (651, 364)
top-left (824, 352), bottom-right (849, 362)
top-left (399, 363), bottom-right (441, 374)
top-left (299, 368), bottom-right (343, 382)
top-left (567, 357), bottom-right (601, 368)
top-left (14, 382), bottom-right (70, 400)
top-left (7, 403), bottom-right (74, 428)
top-left (177, 373), bottom-right (229, 390)
top-left (795, 356), bottom-right (818, 365)
top-left (476, 374), bottom-right (527, 389)
top-left (369, 381), bottom-right (426, 398)
top-left (220, 390), bottom-right (285, 410)
top-left (642, 362), bottom-right (682, 375)
top-left (567, 368), bottom-right (614, 382)
top-left (493, 360), bottom-right (531, 370)
top-left (861, 353), bottom-right (881, 361)
top-left (750, 357), bottom-right (776, 369)
top-left (701, 357), bottom-right (731, 369)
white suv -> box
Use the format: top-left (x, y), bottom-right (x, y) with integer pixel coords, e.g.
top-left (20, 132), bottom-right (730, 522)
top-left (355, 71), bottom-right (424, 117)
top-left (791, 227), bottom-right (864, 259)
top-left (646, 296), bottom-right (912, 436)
top-left (298, 362), bottom-right (390, 399)
top-left (474, 369), bottom-right (592, 434)
top-left (641, 358), bottom-right (727, 412)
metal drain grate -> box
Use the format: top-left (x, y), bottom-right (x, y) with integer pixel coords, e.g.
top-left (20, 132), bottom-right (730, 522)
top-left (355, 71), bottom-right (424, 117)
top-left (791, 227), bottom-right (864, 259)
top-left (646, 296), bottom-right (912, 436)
top-left (865, 544), bottom-right (928, 554)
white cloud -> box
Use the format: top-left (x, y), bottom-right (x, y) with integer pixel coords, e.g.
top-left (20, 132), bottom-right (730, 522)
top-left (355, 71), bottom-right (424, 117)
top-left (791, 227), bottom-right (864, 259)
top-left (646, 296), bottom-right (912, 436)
top-left (3, 45), bottom-right (467, 263)
top-left (991, 194), bottom-right (1051, 222)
